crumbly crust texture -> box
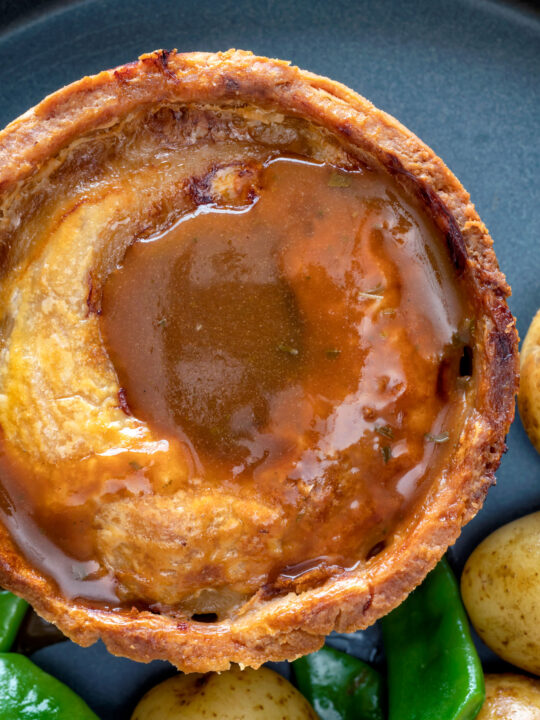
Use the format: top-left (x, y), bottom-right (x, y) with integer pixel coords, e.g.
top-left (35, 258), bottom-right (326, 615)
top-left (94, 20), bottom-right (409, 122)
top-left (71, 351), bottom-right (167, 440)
top-left (0, 50), bottom-right (518, 671)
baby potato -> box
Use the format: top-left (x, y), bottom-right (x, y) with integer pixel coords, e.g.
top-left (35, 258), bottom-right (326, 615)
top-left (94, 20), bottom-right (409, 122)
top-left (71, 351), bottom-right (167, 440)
top-left (477, 674), bottom-right (540, 719)
top-left (131, 665), bottom-right (319, 720)
top-left (519, 308), bottom-right (540, 453)
top-left (461, 512), bottom-right (540, 675)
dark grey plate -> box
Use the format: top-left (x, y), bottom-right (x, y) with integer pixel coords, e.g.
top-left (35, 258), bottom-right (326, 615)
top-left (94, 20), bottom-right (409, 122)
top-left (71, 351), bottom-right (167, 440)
top-left (0, 1), bottom-right (539, 717)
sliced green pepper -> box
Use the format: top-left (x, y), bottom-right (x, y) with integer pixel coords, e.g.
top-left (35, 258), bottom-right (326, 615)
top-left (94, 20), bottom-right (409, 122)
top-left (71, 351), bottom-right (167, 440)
top-left (0, 653), bottom-right (99, 719)
top-left (381, 557), bottom-right (484, 720)
top-left (293, 644), bottom-right (384, 720)
top-left (0, 589), bottom-right (28, 651)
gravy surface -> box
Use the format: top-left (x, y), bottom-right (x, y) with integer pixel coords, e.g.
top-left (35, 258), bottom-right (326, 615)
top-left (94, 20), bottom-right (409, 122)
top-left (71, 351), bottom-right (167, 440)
top-left (97, 158), bottom-right (471, 608)
top-left (0, 153), bottom-right (473, 614)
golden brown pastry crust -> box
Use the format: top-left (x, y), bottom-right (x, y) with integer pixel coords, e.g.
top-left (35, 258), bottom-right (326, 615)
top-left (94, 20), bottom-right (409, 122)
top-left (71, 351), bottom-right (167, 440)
top-left (0, 49), bottom-right (518, 671)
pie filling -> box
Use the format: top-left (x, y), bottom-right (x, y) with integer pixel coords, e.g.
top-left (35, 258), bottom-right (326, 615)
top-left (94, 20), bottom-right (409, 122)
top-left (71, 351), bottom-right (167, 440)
top-left (0, 106), bottom-right (474, 620)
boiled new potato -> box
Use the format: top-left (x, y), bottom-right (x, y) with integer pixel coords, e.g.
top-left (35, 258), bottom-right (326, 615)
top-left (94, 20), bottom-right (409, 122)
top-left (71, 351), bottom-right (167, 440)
top-left (461, 511), bottom-right (540, 675)
top-left (477, 674), bottom-right (540, 719)
top-left (131, 665), bottom-right (319, 719)
top-left (519, 308), bottom-right (540, 453)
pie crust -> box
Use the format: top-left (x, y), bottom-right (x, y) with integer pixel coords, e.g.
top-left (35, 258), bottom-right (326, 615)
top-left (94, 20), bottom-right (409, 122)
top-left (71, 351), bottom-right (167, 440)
top-left (0, 50), bottom-right (518, 671)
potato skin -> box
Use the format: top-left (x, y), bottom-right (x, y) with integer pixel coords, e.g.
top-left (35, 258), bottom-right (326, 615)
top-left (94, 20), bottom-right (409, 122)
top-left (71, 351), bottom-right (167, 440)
top-left (461, 512), bottom-right (540, 675)
top-left (131, 665), bottom-right (319, 720)
top-left (477, 674), bottom-right (540, 718)
top-left (519, 308), bottom-right (540, 453)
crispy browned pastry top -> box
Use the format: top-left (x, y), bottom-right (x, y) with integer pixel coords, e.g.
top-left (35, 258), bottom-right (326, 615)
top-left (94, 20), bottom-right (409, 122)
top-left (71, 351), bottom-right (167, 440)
top-left (0, 50), bottom-right (518, 672)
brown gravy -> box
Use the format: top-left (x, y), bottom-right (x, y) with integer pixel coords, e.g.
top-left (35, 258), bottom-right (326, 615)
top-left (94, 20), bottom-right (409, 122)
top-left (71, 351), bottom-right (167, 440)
top-left (102, 158), bottom-right (469, 478)
top-left (0, 157), bottom-right (473, 611)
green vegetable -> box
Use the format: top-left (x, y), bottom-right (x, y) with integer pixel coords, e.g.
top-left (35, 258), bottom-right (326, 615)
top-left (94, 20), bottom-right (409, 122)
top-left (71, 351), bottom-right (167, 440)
top-left (293, 644), bottom-right (384, 720)
top-left (381, 557), bottom-right (484, 720)
top-left (0, 653), bottom-right (98, 719)
top-left (0, 589), bottom-right (27, 652)
top-left (0, 590), bottom-right (97, 717)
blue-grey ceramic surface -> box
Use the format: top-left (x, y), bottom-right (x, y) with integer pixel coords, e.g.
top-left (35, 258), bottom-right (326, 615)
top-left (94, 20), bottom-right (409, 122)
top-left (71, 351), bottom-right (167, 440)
top-left (0, 1), bottom-right (539, 717)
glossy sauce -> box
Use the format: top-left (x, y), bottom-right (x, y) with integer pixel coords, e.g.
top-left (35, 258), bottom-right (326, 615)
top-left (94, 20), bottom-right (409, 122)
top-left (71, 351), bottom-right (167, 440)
top-left (99, 158), bottom-right (471, 600)
top-left (0, 157), bottom-right (473, 609)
